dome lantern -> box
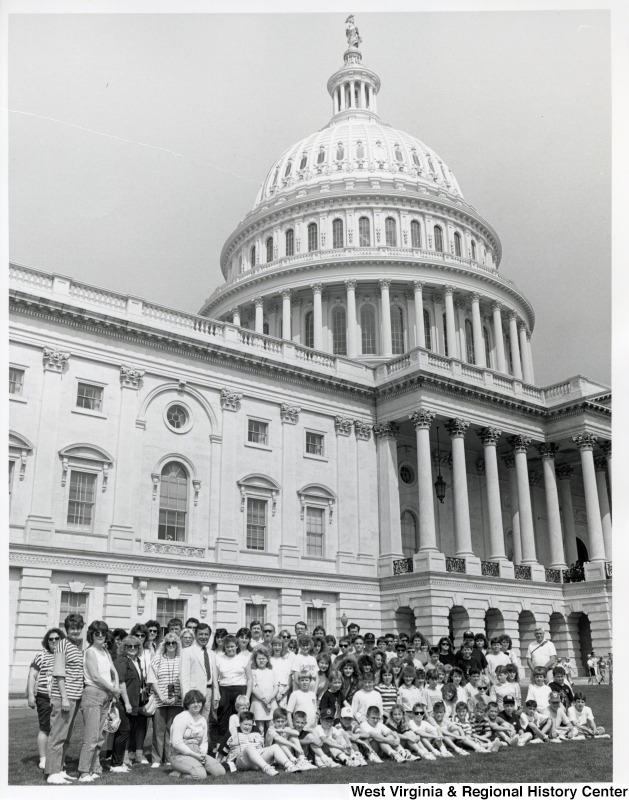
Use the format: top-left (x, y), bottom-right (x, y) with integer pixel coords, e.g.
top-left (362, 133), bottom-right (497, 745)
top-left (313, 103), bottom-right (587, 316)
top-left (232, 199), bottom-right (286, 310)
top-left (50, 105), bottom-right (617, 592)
top-left (326, 15), bottom-right (381, 121)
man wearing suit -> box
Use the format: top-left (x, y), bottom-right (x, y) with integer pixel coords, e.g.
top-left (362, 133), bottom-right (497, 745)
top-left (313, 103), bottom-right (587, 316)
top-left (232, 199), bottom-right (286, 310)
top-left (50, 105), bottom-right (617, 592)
top-left (180, 623), bottom-right (220, 727)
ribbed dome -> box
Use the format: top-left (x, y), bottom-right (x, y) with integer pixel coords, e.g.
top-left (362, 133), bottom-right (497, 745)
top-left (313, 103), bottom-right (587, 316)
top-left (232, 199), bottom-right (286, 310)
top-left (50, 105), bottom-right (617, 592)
top-left (253, 116), bottom-right (465, 209)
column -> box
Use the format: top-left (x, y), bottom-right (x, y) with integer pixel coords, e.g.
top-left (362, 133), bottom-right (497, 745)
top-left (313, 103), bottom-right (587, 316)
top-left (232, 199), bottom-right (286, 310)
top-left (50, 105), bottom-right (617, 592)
top-left (345, 280), bottom-right (358, 358)
top-left (281, 289), bottom-right (291, 340)
top-left (601, 441), bottom-right (612, 487)
top-left (214, 583), bottom-right (240, 631)
top-left (502, 454), bottom-right (522, 564)
top-left (477, 427), bottom-right (507, 561)
top-left (349, 79), bottom-right (355, 107)
top-left (292, 297), bottom-right (302, 344)
top-left (231, 307), bottom-right (241, 327)
top-left (103, 575), bottom-right (134, 628)
top-left (508, 435), bottom-right (538, 564)
top-left (372, 88), bottom-right (378, 115)
top-left (373, 422), bottom-right (404, 573)
top-left (556, 464), bottom-right (579, 566)
top-left (471, 293), bottom-right (486, 368)
top-left (413, 281), bottom-right (425, 349)
top-left (573, 434), bottom-right (606, 561)
top-left (538, 443), bottom-right (567, 568)
top-left (492, 302), bottom-right (507, 373)
top-left (279, 588), bottom-right (302, 630)
top-left (519, 324), bottom-right (533, 383)
top-left (525, 331), bottom-right (535, 384)
top-left (339, 83), bottom-right (346, 111)
top-left (443, 286), bottom-right (458, 359)
top-left (254, 297), bottom-right (264, 333)
top-left (379, 279), bottom-right (392, 357)
top-left (312, 283), bottom-right (323, 350)
top-left (12, 568), bottom-right (53, 690)
top-left (456, 298), bottom-right (467, 361)
top-left (594, 457), bottom-right (612, 560)
top-left (446, 418), bottom-right (474, 557)
top-left (508, 312), bottom-right (523, 380)
top-left (409, 409), bottom-right (438, 552)
top-left (360, 81), bottom-right (366, 108)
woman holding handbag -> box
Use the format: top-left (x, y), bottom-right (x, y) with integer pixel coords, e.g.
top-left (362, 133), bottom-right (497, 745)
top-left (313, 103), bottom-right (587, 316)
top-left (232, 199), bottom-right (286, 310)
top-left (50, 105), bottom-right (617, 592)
top-left (113, 635), bottom-right (149, 771)
top-left (129, 624), bottom-right (154, 763)
top-left (148, 633), bottom-right (183, 768)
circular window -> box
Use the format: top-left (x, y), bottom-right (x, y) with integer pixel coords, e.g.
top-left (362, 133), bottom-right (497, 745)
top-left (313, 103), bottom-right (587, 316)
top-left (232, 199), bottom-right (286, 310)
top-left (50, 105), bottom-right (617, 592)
top-left (399, 464), bottom-right (415, 485)
top-left (164, 403), bottom-right (192, 434)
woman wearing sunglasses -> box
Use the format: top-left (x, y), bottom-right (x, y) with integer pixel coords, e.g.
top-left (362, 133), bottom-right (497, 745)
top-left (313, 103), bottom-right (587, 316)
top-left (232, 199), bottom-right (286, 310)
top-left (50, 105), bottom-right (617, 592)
top-left (112, 635), bottom-right (149, 771)
top-left (148, 633), bottom-right (183, 768)
top-left (145, 620), bottom-right (161, 653)
top-left (77, 620), bottom-right (121, 783)
top-left (27, 627), bottom-right (66, 770)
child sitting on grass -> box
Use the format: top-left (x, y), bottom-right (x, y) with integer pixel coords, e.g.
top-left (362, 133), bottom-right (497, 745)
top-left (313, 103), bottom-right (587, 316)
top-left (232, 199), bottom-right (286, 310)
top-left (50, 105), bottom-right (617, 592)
top-left (386, 704), bottom-right (431, 760)
top-left (290, 710), bottom-right (337, 767)
top-left (567, 692), bottom-right (609, 738)
top-left (485, 701), bottom-right (519, 747)
top-left (407, 703), bottom-right (451, 758)
top-left (520, 699), bottom-right (554, 743)
top-left (313, 708), bottom-right (365, 766)
top-left (226, 711), bottom-right (299, 776)
top-left (471, 701), bottom-right (502, 752)
top-left (546, 692), bottom-right (580, 741)
top-left (429, 701), bottom-right (469, 757)
top-left (499, 695), bottom-right (532, 747)
top-left (337, 707), bottom-right (382, 763)
top-left (453, 702), bottom-right (494, 753)
top-left (356, 705), bottom-right (414, 763)
top-left (264, 708), bottom-right (317, 771)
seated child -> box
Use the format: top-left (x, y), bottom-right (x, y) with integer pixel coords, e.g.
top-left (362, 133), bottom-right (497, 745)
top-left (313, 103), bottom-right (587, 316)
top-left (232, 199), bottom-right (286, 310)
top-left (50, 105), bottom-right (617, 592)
top-left (520, 699), bottom-right (553, 743)
top-left (463, 668), bottom-right (482, 712)
top-left (429, 701), bottom-right (469, 756)
top-left (546, 692), bottom-right (579, 741)
top-left (356, 705), bottom-right (413, 763)
top-left (226, 711), bottom-right (299, 776)
top-left (398, 666), bottom-right (426, 718)
top-left (499, 695), bottom-right (532, 746)
top-left (337, 707), bottom-right (382, 763)
top-left (453, 702), bottom-right (493, 753)
top-left (485, 701), bottom-right (519, 747)
top-left (471, 701), bottom-right (502, 752)
top-left (385, 704), bottom-right (429, 760)
top-left (375, 668), bottom-right (398, 720)
top-left (351, 674), bottom-right (383, 721)
top-left (567, 692), bottom-right (608, 738)
top-left (526, 667), bottom-right (552, 713)
top-left (287, 671), bottom-right (318, 730)
top-left (407, 703), bottom-right (451, 758)
top-left (313, 708), bottom-right (364, 766)
top-left (319, 670), bottom-right (343, 720)
top-left (440, 683), bottom-right (457, 720)
top-left (548, 666), bottom-right (575, 710)
top-left (219, 694), bottom-right (250, 757)
top-left (290, 710), bottom-right (332, 767)
top-left (264, 708), bottom-right (317, 771)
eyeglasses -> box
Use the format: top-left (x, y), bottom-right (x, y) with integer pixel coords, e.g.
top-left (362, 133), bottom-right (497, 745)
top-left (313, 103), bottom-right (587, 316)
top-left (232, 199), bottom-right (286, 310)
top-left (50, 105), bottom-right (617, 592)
top-left (263, 629), bottom-right (274, 634)
top-left (340, 643), bottom-right (350, 647)
top-left (48, 636), bottom-right (60, 642)
top-left (414, 710), bottom-right (425, 716)
top-left (137, 633), bottom-right (146, 638)
top-left (94, 631), bottom-right (107, 638)
top-left (166, 643), bottom-right (177, 647)
top-left (126, 645), bottom-right (139, 649)
top-left (148, 629), bottom-right (158, 634)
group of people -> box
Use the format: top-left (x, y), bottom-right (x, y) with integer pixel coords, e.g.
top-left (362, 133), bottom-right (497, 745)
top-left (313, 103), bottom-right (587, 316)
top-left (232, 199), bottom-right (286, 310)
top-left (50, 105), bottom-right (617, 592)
top-left (27, 616), bottom-right (608, 784)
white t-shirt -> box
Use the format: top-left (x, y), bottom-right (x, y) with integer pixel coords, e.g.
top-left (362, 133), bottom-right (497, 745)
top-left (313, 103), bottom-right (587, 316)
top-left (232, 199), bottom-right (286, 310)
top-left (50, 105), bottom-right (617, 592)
top-left (291, 653), bottom-right (318, 682)
top-left (286, 688), bottom-right (318, 729)
top-left (486, 652), bottom-right (511, 683)
top-left (525, 683), bottom-right (552, 712)
top-left (216, 651), bottom-right (250, 686)
top-left (526, 640), bottom-right (556, 670)
top-left (568, 705), bottom-right (594, 726)
top-left (357, 719), bottom-right (391, 740)
top-left (351, 688), bottom-right (383, 719)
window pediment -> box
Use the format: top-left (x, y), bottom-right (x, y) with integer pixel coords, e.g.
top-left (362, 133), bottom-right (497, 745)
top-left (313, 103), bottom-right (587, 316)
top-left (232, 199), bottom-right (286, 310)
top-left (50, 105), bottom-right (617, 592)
top-left (238, 474), bottom-right (280, 515)
top-left (59, 443), bottom-right (114, 490)
top-left (297, 483), bottom-right (336, 522)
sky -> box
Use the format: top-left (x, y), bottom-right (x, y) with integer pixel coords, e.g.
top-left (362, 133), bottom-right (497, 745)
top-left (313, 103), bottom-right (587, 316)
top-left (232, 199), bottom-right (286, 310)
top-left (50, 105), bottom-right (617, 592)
top-left (7, 9), bottom-right (612, 387)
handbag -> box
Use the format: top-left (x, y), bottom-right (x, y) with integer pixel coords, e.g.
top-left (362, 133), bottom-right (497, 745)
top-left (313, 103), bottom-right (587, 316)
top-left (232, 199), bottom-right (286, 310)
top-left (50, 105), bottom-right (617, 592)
top-left (139, 693), bottom-right (156, 717)
top-left (103, 700), bottom-right (121, 733)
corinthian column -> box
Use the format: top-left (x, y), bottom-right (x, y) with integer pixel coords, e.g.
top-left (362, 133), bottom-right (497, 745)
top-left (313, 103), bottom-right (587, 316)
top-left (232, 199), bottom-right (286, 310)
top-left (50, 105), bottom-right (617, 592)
top-left (573, 434), bottom-right (606, 562)
top-left (373, 422), bottom-right (404, 566)
top-left (477, 427), bottom-right (507, 561)
top-left (312, 283), bottom-right (323, 350)
top-left (471, 293), bottom-right (486, 368)
top-left (502, 454), bottom-right (522, 564)
top-left (600, 441), bottom-right (612, 487)
top-left (345, 280), bottom-right (358, 358)
top-left (519, 324), bottom-right (533, 383)
top-left (446, 418), bottom-right (473, 557)
top-left (556, 464), bottom-right (578, 565)
top-left (444, 286), bottom-right (458, 359)
top-left (508, 312), bottom-right (523, 380)
top-left (409, 409), bottom-right (437, 552)
top-left (594, 456), bottom-right (612, 560)
top-left (254, 297), bottom-right (264, 334)
top-left (508, 435), bottom-right (537, 564)
top-left (538, 443), bottom-right (566, 569)
top-left (280, 290), bottom-right (291, 340)
top-left (380, 279), bottom-right (392, 357)
top-left (492, 302), bottom-right (506, 373)
top-left (231, 307), bottom-right (241, 327)
top-left (413, 281), bottom-right (425, 349)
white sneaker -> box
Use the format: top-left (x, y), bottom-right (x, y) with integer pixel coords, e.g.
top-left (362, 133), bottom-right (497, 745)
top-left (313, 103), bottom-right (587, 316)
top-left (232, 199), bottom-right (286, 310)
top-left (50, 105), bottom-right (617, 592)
top-left (285, 762), bottom-right (300, 772)
top-left (60, 771), bottom-right (77, 781)
top-left (151, 762), bottom-right (161, 768)
top-left (79, 774), bottom-right (96, 782)
top-left (110, 765), bottom-right (130, 773)
top-left (38, 757), bottom-right (46, 770)
top-left (263, 765), bottom-right (279, 776)
top-left (47, 774), bottom-right (70, 785)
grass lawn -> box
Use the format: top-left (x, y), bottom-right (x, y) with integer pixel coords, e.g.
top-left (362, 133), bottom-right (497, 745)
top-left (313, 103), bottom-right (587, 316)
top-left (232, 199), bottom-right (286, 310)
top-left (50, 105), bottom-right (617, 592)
top-left (8, 685), bottom-right (613, 786)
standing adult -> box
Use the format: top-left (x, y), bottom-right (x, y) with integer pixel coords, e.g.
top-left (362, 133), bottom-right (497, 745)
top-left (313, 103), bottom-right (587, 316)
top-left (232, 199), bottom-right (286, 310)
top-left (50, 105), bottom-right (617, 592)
top-left (347, 623), bottom-right (361, 639)
top-left (185, 618), bottom-right (200, 634)
top-left (249, 620), bottom-right (263, 646)
top-left (180, 623), bottom-right (219, 730)
top-left (526, 626), bottom-right (557, 681)
top-left (113, 635), bottom-right (148, 772)
top-left (294, 621), bottom-right (307, 638)
top-left (45, 613), bottom-right (85, 785)
top-left (145, 620), bottom-right (161, 653)
top-left (149, 633), bottom-right (183, 768)
top-left (215, 635), bottom-right (252, 743)
top-left (260, 623), bottom-right (276, 649)
top-left (27, 627), bottom-right (65, 770)
top-left (77, 621), bottom-right (121, 783)
top-left (129, 623), bottom-right (153, 763)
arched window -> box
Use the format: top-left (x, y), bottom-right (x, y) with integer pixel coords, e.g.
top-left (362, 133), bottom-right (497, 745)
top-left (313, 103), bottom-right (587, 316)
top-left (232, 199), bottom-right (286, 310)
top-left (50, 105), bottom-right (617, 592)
top-left (331, 307), bottom-right (347, 355)
top-left (410, 220), bottom-right (422, 248)
top-left (465, 319), bottom-right (475, 363)
top-left (285, 228), bottom-right (294, 256)
top-left (284, 160), bottom-right (293, 178)
top-left (158, 462), bottom-right (188, 542)
top-left (299, 153), bottom-right (308, 170)
top-left (250, 245), bottom-right (256, 267)
top-left (483, 326), bottom-right (492, 368)
top-left (411, 149), bottom-right (421, 168)
top-left (332, 219), bottom-right (344, 249)
top-left (423, 309), bottom-right (432, 350)
top-left (391, 307), bottom-right (405, 355)
top-left (304, 311), bottom-right (314, 349)
top-left (359, 217), bottom-right (371, 247)
top-left (470, 240), bottom-right (477, 260)
top-left (434, 225), bottom-right (444, 253)
top-left (308, 222), bottom-right (318, 252)
top-left (401, 511), bottom-right (418, 558)
top-left (385, 217), bottom-right (397, 247)
top-left (266, 237), bottom-right (273, 263)
top-left (442, 312), bottom-right (449, 357)
top-left (361, 306), bottom-right (377, 355)
top-left (454, 232), bottom-right (462, 257)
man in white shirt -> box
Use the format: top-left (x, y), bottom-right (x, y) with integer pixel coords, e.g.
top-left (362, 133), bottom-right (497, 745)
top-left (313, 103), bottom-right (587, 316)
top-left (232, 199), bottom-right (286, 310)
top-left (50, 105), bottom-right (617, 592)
top-left (526, 627), bottom-right (557, 681)
top-left (180, 623), bottom-right (220, 727)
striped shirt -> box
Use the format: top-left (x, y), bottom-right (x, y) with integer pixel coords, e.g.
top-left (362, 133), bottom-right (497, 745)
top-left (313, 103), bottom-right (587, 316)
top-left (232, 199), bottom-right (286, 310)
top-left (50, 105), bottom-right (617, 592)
top-left (31, 650), bottom-right (55, 696)
top-left (471, 716), bottom-right (492, 739)
top-left (376, 683), bottom-right (398, 718)
top-left (50, 640), bottom-right (84, 701)
top-left (149, 654), bottom-right (182, 707)
top-left (226, 730), bottom-right (264, 762)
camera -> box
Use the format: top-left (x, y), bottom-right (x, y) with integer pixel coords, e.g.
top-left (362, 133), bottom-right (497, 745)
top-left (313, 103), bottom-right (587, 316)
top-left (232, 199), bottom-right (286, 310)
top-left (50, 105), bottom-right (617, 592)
top-left (167, 683), bottom-right (175, 698)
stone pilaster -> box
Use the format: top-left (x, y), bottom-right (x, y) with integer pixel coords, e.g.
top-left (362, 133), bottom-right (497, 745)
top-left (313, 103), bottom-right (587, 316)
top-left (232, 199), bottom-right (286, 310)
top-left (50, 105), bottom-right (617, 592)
top-left (373, 422), bottom-right (404, 573)
top-left (104, 574), bottom-right (134, 628)
top-left (214, 583), bottom-right (240, 631)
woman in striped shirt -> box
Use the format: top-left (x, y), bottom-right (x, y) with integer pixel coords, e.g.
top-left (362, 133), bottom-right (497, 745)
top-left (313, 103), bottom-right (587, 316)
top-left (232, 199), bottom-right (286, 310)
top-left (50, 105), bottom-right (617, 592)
top-left (148, 632), bottom-right (183, 768)
top-left (27, 627), bottom-right (66, 770)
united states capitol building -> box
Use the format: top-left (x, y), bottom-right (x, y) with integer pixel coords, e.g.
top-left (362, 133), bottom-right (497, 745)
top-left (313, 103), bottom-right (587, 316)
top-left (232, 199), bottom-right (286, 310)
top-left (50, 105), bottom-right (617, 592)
top-left (8, 19), bottom-right (612, 691)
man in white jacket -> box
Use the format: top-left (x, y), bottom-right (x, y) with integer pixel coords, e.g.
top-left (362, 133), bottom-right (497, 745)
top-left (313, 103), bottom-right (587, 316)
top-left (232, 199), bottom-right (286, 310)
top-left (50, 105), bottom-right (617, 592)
top-left (180, 623), bottom-right (220, 727)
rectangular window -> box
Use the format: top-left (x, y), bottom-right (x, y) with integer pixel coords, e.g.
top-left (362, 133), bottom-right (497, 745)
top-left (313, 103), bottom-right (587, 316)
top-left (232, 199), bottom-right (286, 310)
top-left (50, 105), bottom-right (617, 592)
top-left (305, 431), bottom-right (324, 457)
top-left (156, 598), bottom-right (187, 636)
top-left (247, 419), bottom-right (269, 446)
top-left (306, 606), bottom-right (325, 632)
top-left (306, 507), bottom-right (325, 557)
top-left (246, 498), bottom-right (267, 550)
top-left (9, 367), bottom-right (24, 396)
top-left (67, 471), bottom-right (96, 529)
top-left (245, 603), bottom-right (267, 628)
top-left (59, 591), bottom-right (88, 627)
top-left (76, 383), bottom-right (103, 412)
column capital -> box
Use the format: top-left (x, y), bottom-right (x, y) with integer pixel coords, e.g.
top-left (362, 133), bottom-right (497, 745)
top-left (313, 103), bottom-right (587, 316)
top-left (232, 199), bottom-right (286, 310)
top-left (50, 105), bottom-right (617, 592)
top-left (280, 289), bottom-right (291, 300)
top-left (477, 426), bottom-right (502, 446)
top-left (446, 418), bottom-right (470, 438)
top-left (572, 433), bottom-right (598, 451)
top-left (537, 442), bottom-right (560, 460)
top-left (443, 285), bottom-right (455, 296)
top-left (280, 403), bottom-right (301, 425)
top-left (220, 387), bottom-right (242, 412)
top-left (42, 347), bottom-right (70, 373)
top-left (594, 455), bottom-right (608, 472)
top-left (508, 434), bottom-right (531, 453)
top-left (412, 280), bottom-right (425, 291)
top-left (491, 300), bottom-right (503, 312)
top-left (119, 365), bottom-right (145, 389)
top-left (508, 310), bottom-right (518, 321)
top-left (254, 296), bottom-right (265, 308)
top-left (334, 416), bottom-right (354, 436)
top-left (345, 279), bottom-right (357, 291)
top-left (228, 306), bottom-right (240, 316)
top-left (555, 463), bottom-right (574, 481)
top-left (311, 282), bottom-right (323, 294)
top-left (471, 292), bottom-right (481, 303)
top-left (373, 422), bottom-right (399, 440)
top-left (354, 420), bottom-right (372, 441)
top-left (409, 409), bottom-right (435, 430)
top-left (379, 278), bottom-right (391, 290)
top-left (519, 322), bottom-right (530, 335)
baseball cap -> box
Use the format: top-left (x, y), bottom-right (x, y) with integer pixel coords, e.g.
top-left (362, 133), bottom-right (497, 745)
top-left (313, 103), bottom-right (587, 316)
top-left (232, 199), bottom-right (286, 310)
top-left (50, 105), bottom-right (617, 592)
top-left (549, 691), bottom-right (562, 703)
top-left (503, 695), bottom-right (516, 705)
top-left (320, 708), bottom-right (335, 720)
top-left (340, 708), bottom-right (354, 718)
top-left (364, 633), bottom-right (375, 642)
